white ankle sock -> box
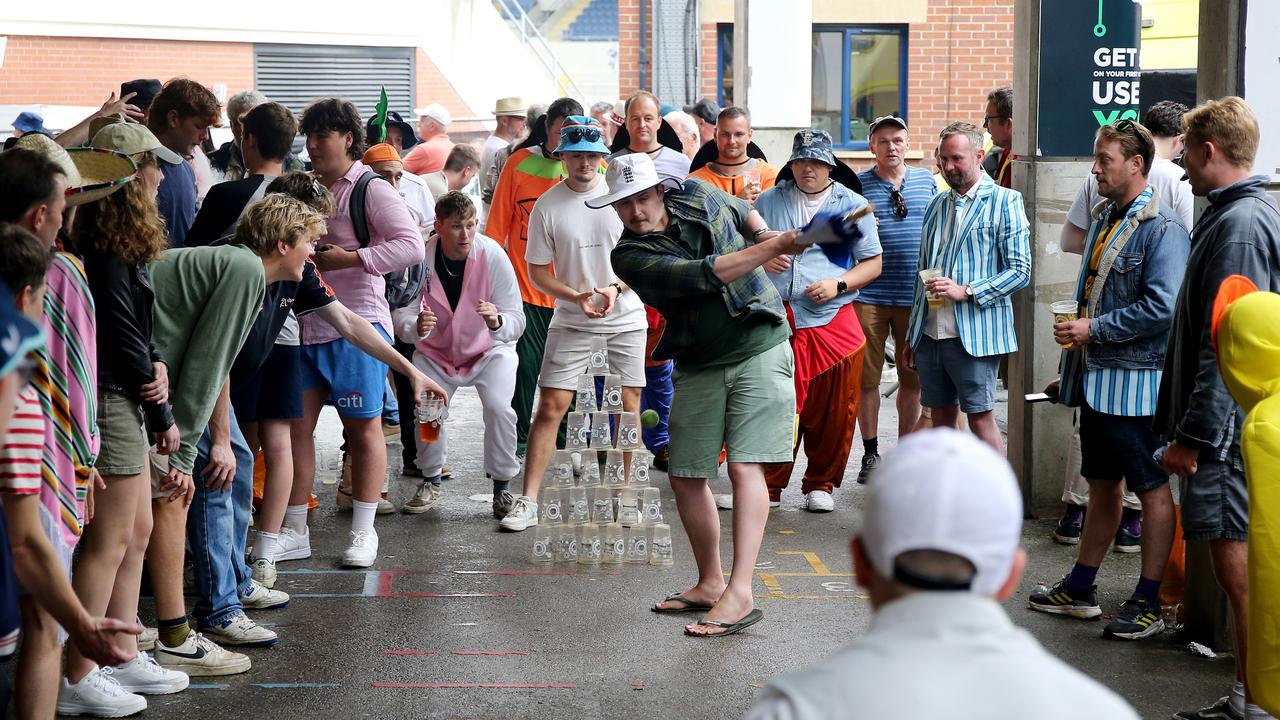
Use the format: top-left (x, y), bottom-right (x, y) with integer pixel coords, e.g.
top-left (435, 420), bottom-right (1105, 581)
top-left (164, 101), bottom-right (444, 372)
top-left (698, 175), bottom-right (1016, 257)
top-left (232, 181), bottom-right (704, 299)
top-left (283, 505), bottom-right (308, 534)
top-left (255, 531), bottom-right (280, 561)
top-left (351, 500), bottom-right (378, 533)
top-left (1231, 681), bottom-right (1246, 716)
top-left (1246, 704), bottom-right (1276, 720)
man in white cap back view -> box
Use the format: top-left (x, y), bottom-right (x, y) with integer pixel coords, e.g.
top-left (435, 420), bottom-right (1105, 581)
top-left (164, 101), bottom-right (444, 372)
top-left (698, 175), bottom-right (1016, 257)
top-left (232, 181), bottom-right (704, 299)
top-left (746, 429), bottom-right (1139, 720)
top-left (403, 103), bottom-right (455, 176)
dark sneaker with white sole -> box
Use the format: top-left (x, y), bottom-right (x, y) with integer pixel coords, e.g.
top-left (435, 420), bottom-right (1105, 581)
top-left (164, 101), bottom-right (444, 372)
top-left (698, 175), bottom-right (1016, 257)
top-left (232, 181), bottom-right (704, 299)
top-left (1104, 598), bottom-right (1165, 640)
top-left (1028, 578), bottom-right (1102, 619)
top-left (1173, 696), bottom-right (1243, 720)
top-left (1053, 505), bottom-right (1085, 545)
top-left (857, 453), bottom-right (880, 484)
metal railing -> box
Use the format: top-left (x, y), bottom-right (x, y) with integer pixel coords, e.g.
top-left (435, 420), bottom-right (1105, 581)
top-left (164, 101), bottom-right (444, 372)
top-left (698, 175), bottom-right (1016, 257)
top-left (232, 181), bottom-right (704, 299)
top-left (491, 0), bottom-right (587, 102)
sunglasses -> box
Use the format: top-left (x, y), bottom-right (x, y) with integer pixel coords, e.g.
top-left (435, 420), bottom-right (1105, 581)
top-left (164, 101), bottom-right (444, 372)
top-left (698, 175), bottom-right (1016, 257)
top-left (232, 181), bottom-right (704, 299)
top-left (890, 189), bottom-right (909, 219)
top-left (563, 125), bottom-right (603, 145)
top-left (1113, 118), bottom-right (1155, 159)
top-left (982, 115), bottom-right (1009, 129)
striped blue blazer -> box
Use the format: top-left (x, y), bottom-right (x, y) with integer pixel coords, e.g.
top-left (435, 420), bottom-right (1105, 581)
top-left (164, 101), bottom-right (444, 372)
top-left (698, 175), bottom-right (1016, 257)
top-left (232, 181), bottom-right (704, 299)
top-left (907, 173), bottom-right (1032, 357)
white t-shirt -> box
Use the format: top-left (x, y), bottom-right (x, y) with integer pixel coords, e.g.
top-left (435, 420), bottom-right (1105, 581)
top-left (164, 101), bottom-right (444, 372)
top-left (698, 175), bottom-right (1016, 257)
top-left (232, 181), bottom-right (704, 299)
top-left (609, 146), bottom-right (691, 183)
top-left (1066, 157), bottom-right (1193, 231)
top-left (797, 188), bottom-right (830, 226)
top-left (525, 180), bottom-right (646, 333)
top-left (481, 134), bottom-right (509, 193)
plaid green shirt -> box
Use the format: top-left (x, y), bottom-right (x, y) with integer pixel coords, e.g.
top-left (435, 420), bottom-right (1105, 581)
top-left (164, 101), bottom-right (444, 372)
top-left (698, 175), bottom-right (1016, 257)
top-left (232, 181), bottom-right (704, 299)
top-left (611, 179), bottom-right (787, 364)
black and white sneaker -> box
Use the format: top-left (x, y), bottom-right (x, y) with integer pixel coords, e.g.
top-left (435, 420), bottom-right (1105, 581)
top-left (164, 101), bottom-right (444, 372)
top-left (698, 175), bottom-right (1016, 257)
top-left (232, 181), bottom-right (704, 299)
top-left (1028, 578), bottom-right (1102, 619)
top-left (857, 453), bottom-right (880, 484)
top-left (1104, 597), bottom-right (1165, 640)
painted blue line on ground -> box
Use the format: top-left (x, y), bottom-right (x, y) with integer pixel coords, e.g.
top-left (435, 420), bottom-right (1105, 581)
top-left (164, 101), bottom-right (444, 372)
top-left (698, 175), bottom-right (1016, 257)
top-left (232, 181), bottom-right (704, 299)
top-left (188, 683), bottom-right (230, 690)
top-left (362, 570), bottom-right (382, 596)
top-left (252, 683), bottom-right (339, 689)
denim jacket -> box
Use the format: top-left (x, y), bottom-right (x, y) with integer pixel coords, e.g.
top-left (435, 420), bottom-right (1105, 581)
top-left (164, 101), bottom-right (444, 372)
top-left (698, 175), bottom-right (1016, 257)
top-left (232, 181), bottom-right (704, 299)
top-left (1078, 185), bottom-right (1190, 370)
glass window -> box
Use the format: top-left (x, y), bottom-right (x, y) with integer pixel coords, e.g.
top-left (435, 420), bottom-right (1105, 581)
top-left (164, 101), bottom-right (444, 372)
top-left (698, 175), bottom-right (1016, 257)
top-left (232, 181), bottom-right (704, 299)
top-left (717, 25), bottom-right (906, 149)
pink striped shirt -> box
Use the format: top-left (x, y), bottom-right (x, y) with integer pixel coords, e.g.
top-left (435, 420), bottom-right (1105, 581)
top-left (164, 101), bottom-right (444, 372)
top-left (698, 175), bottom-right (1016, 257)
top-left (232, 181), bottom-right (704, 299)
top-left (0, 386), bottom-right (45, 495)
top-left (300, 161), bottom-right (425, 345)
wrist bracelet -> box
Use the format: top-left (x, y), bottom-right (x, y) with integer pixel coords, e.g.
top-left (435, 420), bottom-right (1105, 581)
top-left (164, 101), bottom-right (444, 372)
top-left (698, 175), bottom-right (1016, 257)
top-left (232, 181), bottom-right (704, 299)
top-left (753, 227), bottom-right (770, 238)
top-left (610, 282), bottom-right (623, 295)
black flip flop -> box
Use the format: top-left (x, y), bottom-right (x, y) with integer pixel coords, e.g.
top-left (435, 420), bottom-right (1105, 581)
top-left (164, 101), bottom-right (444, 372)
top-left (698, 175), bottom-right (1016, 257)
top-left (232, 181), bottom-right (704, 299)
top-left (684, 609), bottom-right (764, 637)
top-left (651, 592), bottom-right (714, 614)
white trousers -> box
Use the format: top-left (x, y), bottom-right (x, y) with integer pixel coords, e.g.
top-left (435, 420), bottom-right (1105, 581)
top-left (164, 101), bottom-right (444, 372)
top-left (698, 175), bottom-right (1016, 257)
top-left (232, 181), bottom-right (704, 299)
top-left (412, 348), bottom-right (520, 482)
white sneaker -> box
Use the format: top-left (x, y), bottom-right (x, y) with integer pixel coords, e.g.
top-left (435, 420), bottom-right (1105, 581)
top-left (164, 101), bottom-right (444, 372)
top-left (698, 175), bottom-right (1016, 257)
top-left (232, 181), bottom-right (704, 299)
top-left (103, 653), bottom-right (189, 695)
top-left (154, 630), bottom-right (251, 676)
top-left (275, 526), bottom-right (311, 561)
top-left (715, 494), bottom-right (780, 510)
top-left (805, 490), bottom-right (835, 513)
top-left (251, 557), bottom-right (277, 588)
top-left (57, 666), bottom-right (148, 717)
top-left (137, 626), bottom-right (157, 652)
top-left (239, 578), bottom-right (290, 609)
top-left (401, 481), bottom-right (442, 514)
top-left (341, 529), bottom-right (379, 567)
top-left (201, 610), bottom-right (278, 647)
top-left (499, 496), bottom-right (538, 532)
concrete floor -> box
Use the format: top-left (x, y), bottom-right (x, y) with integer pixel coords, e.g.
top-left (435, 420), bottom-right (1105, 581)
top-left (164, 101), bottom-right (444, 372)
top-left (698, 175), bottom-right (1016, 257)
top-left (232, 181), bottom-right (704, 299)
top-left (122, 385), bottom-right (1233, 720)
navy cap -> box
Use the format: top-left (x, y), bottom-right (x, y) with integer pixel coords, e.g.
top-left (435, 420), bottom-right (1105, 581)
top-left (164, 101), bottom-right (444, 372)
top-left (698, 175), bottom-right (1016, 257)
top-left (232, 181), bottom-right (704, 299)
top-left (683, 99), bottom-right (720, 124)
top-left (120, 79), bottom-right (163, 111)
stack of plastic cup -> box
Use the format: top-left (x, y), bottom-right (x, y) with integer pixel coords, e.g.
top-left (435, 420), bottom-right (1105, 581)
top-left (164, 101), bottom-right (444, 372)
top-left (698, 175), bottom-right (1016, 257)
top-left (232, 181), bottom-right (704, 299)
top-left (629, 451), bottom-right (651, 488)
top-left (577, 524), bottom-right (602, 565)
top-left (602, 374), bottom-right (624, 412)
top-left (529, 525), bottom-right (554, 564)
top-left (567, 487), bottom-right (589, 525)
top-left (625, 525), bottom-right (649, 564)
top-left (566, 411), bottom-right (590, 450)
top-left (551, 449), bottom-right (575, 488)
top-left (603, 450), bottom-right (627, 490)
top-left (540, 487), bottom-right (564, 525)
top-left (603, 523), bottom-right (625, 564)
top-left (556, 524), bottom-right (578, 563)
top-left (617, 488), bottom-right (640, 526)
top-left (616, 412), bottom-right (640, 450)
top-left (640, 487), bottom-right (663, 525)
top-left (575, 374), bottom-right (597, 411)
top-left (589, 412), bottom-right (612, 449)
top-left (580, 454), bottom-right (601, 486)
top-left (588, 336), bottom-right (610, 374)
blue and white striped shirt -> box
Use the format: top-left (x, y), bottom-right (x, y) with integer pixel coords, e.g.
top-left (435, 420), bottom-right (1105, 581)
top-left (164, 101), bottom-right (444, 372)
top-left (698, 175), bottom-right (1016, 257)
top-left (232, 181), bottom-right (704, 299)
top-left (856, 166), bottom-right (937, 307)
top-left (906, 173), bottom-right (1032, 357)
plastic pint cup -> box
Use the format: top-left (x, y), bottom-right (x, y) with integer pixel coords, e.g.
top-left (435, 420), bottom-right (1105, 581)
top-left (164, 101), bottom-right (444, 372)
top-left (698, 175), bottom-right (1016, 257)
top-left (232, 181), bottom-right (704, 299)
top-left (1051, 300), bottom-right (1079, 350)
top-left (919, 268), bottom-right (944, 308)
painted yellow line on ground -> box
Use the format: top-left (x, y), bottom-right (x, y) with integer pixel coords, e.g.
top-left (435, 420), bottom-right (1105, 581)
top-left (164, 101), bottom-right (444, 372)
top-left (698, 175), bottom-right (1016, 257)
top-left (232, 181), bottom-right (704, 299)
top-left (755, 594), bottom-right (868, 600)
top-left (777, 551), bottom-right (837, 575)
top-left (757, 573), bottom-right (785, 596)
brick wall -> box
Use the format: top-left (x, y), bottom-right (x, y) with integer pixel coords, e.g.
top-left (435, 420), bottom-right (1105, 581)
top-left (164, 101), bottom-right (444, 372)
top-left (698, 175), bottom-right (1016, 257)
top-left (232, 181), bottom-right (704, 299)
top-left (0, 36), bottom-right (253, 106)
top-left (615, 0), bottom-right (1016, 168)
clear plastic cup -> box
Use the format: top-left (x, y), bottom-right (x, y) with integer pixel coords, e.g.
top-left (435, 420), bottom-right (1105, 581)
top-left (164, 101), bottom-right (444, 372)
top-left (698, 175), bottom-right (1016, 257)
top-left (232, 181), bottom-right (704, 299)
top-left (603, 450), bottom-right (627, 489)
top-left (629, 451), bottom-right (651, 488)
top-left (616, 412), bottom-right (640, 450)
top-left (588, 336), bottom-right (610, 374)
top-left (649, 523), bottom-right (673, 567)
top-left (555, 524), bottom-right (578, 564)
top-left (529, 525), bottom-right (554, 564)
top-left (566, 411), bottom-right (590, 450)
top-left (919, 268), bottom-right (944, 308)
top-left (540, 487), bottom-right (564, 525)
top-left (551, 450), bottom-right (575, 488)
top-left (1051, 300), bottom-right (1080, 350)
top-left (579, 453), bottom-right (601, 487)
top-left (590, 486), bottom-right (614, 524)
top-left (589, 411), bottom-right (613, 449)
top-left (601, 375), bottom-right (624, 412)
top-left (577, 524), bottom-right (602, 565)
top-left (575, 374), bottom-right (598, 413)
top-left (640, 486), bottom-right (664, 525)
top-left (625, 525), bottom-right (649, 564)
top-left (567, 487), bottom-right (589, 525)
top-left (603, 523), bottom-right (626, 564)
top-left (415, 394), bottom-right (446, 444)
top-left (617, 488), bottom-right (641, 527)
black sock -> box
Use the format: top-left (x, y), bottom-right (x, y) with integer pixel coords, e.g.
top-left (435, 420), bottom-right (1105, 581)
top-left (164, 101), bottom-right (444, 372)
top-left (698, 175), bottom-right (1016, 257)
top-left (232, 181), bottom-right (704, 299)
top-left (492, 477), bottom-right (510, 495)
top-left (863, 438), bottom-right (879, 456)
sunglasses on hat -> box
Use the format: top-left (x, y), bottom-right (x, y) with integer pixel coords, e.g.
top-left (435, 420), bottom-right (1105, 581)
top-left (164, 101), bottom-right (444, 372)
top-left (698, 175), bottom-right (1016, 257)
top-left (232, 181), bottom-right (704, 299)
top-left (563, 125), bottom-right (603, 146)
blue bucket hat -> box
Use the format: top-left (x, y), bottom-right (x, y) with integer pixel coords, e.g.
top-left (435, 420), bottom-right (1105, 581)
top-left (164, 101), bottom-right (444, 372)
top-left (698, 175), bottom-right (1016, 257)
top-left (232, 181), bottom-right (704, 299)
top-left (0, 277), bottom-right (44, 380)
top-left (12, 111), bottom-right (47, 136)
top-left (556, 115), bottom-right (610, 155)
top-left (788, 129), bottom-right (837, 167)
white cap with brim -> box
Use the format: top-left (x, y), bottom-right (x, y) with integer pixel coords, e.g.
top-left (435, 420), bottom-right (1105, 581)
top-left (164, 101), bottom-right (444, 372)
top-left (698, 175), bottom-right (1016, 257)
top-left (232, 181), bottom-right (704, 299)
top-left (858, 429), bottom-right (1023, 597)
top-left (413, 103), bottom-right (452, 127)
top-left (90, 122), bottom-right (184, 166)
top-left (584, 152), bottom-right (683, 209)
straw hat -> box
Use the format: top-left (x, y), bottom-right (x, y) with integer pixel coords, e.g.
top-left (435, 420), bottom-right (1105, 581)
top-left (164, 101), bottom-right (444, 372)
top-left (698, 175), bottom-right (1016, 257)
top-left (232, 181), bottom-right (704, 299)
top-left (65, 148), bottom-right (139, 206)
top-left (494, 96), bottom-right (526, 117)
top-left (11, 133), bottom-right (138, 206)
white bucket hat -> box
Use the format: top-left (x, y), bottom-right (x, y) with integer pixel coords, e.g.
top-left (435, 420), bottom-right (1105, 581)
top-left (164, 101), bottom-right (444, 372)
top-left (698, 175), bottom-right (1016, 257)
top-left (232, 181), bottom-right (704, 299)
top-left (584, 152), bottom-right (682, 209)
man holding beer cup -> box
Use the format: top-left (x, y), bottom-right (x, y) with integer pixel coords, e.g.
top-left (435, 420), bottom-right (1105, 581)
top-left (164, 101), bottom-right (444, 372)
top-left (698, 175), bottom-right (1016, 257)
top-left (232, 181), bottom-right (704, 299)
top-left (903, 121), bottom-right (1031, 453)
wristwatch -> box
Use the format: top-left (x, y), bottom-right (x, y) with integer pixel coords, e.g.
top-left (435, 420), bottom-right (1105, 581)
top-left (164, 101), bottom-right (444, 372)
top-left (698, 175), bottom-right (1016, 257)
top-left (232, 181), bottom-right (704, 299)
top-left (610, 282), bottom-right (624, 295)
top-left (964, 285), bottom-right (975, 299)
top-left (836, 280), bottom-right (848, 294)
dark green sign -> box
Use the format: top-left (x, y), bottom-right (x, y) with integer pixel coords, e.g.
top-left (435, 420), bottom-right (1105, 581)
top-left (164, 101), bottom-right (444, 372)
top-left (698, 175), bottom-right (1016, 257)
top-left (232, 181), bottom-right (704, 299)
top-left (1038, 0), bottom-right (1142, 157)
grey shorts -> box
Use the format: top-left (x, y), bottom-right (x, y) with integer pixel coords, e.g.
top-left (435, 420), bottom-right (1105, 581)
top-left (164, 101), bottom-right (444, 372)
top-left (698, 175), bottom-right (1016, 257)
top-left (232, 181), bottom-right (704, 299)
top-left (1181, 444), bottom-right (1249, 542)
top-left (539, 326), bottom-right (646, 390)
top-left (668, 340), bottom-right (795, 478)
top-left (94, 389), bottom-right (149, 476)
top-left (914, 336), bottom-right (1001, 414)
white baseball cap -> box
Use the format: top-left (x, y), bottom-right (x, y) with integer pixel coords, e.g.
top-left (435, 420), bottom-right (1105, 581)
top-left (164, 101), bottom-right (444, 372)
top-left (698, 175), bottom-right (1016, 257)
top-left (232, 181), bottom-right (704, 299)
top-left (413, 103), bottom-right (451, 127)
top-left (584, 152), bottom-right (682, 209)
top-left (858, 429), bottom-right (1023, 596)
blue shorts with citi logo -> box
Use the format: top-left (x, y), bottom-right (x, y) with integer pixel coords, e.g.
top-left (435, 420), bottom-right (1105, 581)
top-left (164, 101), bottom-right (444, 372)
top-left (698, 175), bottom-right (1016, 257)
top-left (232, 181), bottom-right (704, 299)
top-left (298, 325), bottom-right (392, 419)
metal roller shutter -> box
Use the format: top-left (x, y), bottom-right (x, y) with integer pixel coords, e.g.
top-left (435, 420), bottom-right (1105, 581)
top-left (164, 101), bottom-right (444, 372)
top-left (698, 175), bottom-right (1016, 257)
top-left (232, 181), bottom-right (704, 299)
top-left (253, 43), bottom-right (416, 125)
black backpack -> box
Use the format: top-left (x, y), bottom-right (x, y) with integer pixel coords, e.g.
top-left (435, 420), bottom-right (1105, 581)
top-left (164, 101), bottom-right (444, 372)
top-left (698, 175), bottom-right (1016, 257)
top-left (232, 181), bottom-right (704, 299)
top-left (350, 171), bottom-right (427, 310)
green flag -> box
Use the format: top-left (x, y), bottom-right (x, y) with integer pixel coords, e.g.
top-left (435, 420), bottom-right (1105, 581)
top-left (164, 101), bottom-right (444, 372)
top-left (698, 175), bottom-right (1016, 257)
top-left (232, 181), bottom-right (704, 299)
top-left (373, 87), bottom-right (389, 144)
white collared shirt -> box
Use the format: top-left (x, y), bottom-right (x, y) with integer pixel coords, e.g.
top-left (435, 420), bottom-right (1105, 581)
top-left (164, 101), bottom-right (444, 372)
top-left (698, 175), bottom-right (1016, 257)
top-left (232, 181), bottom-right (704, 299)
top-left (924, 180), bottom-right (981, 340)
top-left (746, 593), bottom-right (1139, 720)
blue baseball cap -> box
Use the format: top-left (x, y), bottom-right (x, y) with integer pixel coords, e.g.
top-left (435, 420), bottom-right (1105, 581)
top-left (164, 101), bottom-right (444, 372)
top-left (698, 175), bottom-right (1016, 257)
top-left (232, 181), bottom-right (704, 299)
top-left (12, 111), bottom-right (47, 135)
top-left (556, 116), bottom-right (610, 155)
top-left (0, 276), bottom-right (44, 380)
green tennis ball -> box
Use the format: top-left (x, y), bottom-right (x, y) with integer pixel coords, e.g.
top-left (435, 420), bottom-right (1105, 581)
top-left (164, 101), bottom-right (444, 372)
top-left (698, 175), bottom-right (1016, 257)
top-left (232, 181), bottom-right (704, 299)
top-left (640, 409), bottom-right (660, 428)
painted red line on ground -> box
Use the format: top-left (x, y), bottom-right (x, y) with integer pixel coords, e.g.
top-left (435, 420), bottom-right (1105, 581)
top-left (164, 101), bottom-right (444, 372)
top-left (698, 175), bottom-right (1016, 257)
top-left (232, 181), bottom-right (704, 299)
top-left (453, 570), bottom-right (576, 576)
top-left (448, 651), bottom-right (529, 656)
top-left (376, 570), bottom-right (400, 597)
top-left (382, 650), bottom-right (437, 656)
top-left (371, 682), bottom-right (575, 689)
top-left (385, 593), bottom-right (516, 599)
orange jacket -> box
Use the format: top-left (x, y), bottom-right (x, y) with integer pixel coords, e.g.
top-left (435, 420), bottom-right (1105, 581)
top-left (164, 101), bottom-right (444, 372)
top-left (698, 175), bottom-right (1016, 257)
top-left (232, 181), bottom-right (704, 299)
top-left (687, 159), bottom-right (779, 200)
top-left (484, 146), bottom-right (567, 308)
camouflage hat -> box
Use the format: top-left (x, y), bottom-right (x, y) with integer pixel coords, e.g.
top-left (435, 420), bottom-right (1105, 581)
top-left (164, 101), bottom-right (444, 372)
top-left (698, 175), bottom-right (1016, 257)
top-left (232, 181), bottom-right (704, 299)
top-left (787, 129), bottom-right (837, 168)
